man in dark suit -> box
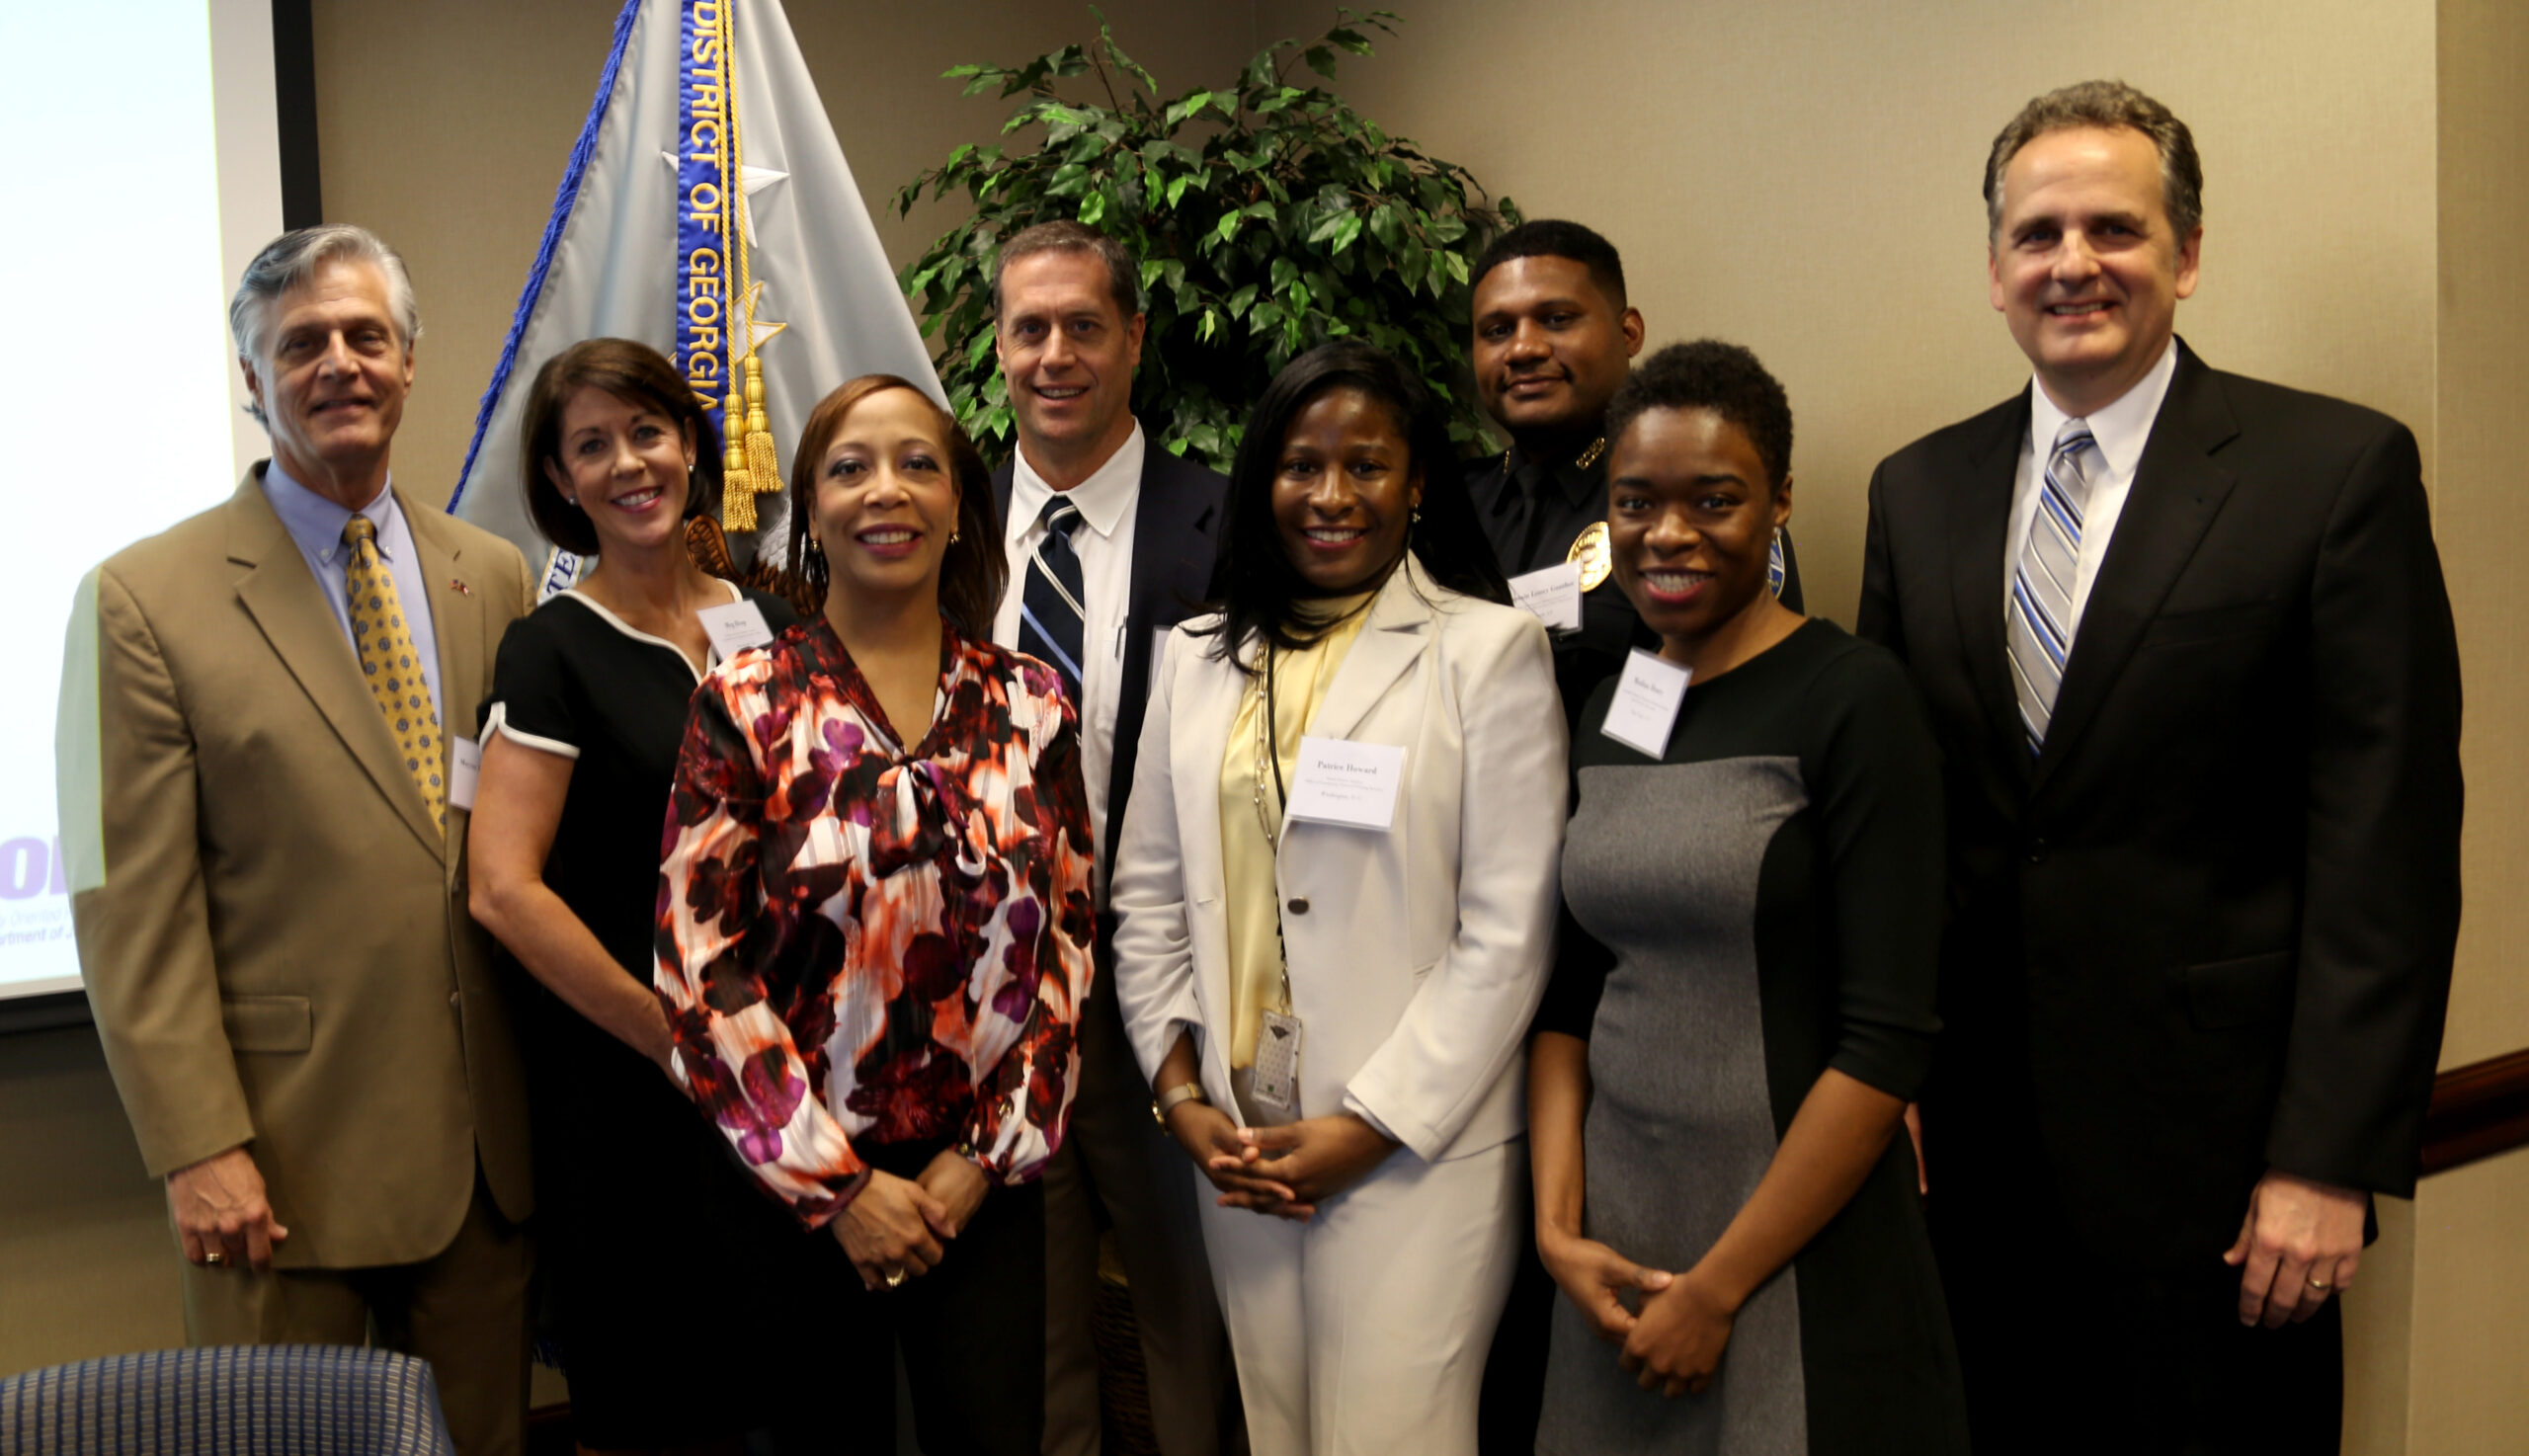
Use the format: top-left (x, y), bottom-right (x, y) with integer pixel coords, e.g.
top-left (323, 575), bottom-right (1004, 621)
top-left (1857, 80), bottom-right (2461, 1451)
top-left (1462, 219), bottom-right (1802, 725)
top-left (986, 220), bottom-right (1240, 1456)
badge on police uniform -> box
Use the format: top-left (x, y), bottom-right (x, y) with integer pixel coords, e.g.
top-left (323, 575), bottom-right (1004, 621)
top-left (1568, 522), bottom-right (1611, 592)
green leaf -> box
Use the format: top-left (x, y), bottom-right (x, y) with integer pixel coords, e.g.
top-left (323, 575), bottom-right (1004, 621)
top-left (901, 8), bottom-right (1507, 468)
top-left (1165, 90), bottom-right (1214, 127)
top-left (1368, 203), bottom-right (1404, 252)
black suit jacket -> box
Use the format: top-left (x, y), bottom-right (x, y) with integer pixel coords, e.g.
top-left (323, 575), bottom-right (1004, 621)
top-left (992, 432), bottom-right (1227, 877)
top-left (1856, 342), bottom-right (2461, 1270)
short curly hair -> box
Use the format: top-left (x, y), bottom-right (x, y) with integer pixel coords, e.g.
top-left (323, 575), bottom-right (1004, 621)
top-left (1603, 341), bottom-right (1793, 494)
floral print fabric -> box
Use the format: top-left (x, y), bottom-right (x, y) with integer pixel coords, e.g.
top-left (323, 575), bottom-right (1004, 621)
top-left (655, 617), bottom-right (1095, 1226)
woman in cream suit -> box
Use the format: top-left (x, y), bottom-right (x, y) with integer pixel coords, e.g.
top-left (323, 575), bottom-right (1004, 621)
top-left (1110, 342), bottom-right (1569, 1455)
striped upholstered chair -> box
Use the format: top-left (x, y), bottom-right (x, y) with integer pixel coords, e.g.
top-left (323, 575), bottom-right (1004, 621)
top-left (0, 1345), bottom-right (454, 1455)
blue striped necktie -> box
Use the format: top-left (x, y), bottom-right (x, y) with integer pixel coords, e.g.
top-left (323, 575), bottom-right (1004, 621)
top-left (1018, 494), bottom-right (1087, 702)
top-left (2005, 420), bottom-right (2096, 754)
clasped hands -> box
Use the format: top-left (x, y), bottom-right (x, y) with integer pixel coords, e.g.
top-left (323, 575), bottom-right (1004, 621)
top-left (1538, 1222), bottom-right (1740, 1400)
top-left (832, 1151), bottom-right (990, 1292)
top-left (1163, 1101), bottom-right (1396, 1221)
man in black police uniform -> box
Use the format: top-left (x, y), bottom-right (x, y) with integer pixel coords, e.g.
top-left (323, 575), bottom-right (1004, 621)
top-left (1464, 220), bottom-right (1802, 725)
top-left (1466, 219), bottom-right (1803, 1455)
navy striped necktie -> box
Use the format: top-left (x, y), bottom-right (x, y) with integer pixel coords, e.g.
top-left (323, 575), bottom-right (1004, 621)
top-left (2005, 420), bottom-right (2097, 753)
top-left (1019, 494), bottom-right (1088, 702)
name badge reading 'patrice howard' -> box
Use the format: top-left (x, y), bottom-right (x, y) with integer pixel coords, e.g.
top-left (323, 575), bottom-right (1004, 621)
top-left (1285, 737), bottom-right (1405, 831)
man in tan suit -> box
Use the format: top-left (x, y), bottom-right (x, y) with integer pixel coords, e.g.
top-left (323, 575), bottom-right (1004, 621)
top-left (57, 225), bottom-right (535, 1454)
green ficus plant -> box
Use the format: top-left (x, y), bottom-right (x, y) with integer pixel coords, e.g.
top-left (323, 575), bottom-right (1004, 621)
top-left (894, 8), bottom-right (1519, 472)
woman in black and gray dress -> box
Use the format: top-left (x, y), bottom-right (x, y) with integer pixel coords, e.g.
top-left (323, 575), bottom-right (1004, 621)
top-left (1528, 341), bottom-right (1968, 1454)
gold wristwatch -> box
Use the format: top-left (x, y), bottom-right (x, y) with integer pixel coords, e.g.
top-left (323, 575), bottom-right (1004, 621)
top-left (1153, 1081), bottom-right (1207, 1128)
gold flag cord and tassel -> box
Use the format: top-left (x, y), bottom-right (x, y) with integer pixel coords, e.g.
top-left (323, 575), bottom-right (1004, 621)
top-left (711, 0), bottom-right (782, 533)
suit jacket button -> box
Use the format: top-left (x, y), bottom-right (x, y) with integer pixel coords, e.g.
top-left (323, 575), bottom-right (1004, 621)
top-left (449, 991), bottom-right (462, 1008)
top-left (1286, 897), bottom-right (1310, 915)
top-left (2027, 839), bottom-right (2049, 864)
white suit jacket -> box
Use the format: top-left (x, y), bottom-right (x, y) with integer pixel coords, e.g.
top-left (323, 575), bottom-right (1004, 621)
top-left (1108, 557), bottom-right (1569, 1163)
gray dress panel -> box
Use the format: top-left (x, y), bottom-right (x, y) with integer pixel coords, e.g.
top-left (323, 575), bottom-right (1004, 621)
top-left (1539, 757), bottom-right (1810, 1456)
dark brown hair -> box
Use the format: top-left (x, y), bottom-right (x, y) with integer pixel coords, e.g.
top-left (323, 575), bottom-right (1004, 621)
top-left (990, 219), bottom-right (1143, 322)
top-left (784, 376), bottom-right (1007, 637)
top-left (1985, 80), bottom-right (2203, 242)
top-left (520, 338), bottom-right (722, 555)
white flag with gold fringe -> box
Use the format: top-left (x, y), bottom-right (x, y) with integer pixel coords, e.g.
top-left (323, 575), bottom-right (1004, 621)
top-left (449, 0), bottom-right (939, 588)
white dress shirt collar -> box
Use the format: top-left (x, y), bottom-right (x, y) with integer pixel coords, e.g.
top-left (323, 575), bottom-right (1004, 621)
top-left (1008, 421), bottom-right (1146, 542)
top-left (2027, 338), bottom-right (2179, 483)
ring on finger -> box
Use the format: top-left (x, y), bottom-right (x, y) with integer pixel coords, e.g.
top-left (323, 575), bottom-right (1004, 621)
top-left (202, 1251), bottom-right (225, 1266)
top-left (2306, 1274), bottom-right (2334, 1292)
top-left (883, 1266), bottom-right (908, 1289)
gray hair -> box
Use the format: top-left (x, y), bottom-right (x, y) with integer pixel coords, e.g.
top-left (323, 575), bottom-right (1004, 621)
top-left (1984, 80), bottom-right (2204, 243)
top-left (229, 224), bottom-right (421, 424)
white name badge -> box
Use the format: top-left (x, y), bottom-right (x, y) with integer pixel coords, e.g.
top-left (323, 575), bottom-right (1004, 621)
top-left (449, 736), bottom-right (482, 812)
top-left (1508, 561), bottom-right (1585, 633)
top-left (1599, 649), bottom-right (1692, 758)
top-left (1284, 736), bottom-right (1405, 830)
top-left (696, 599), bottom-right (776, 661)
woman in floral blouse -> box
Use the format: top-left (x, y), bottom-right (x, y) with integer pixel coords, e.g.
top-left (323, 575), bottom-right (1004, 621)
top-left (655, 374), bottom-right (1094, 1456)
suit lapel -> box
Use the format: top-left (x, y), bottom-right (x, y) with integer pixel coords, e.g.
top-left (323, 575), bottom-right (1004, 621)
top-left (2033, 349), bottom-right (2241, 791)
top-left (1945, 393), bottom-right (2034, 780)
top-left (1106, 450), bottom-right (1214, 862)
top-left (226, 471), bottom-right (446, 857)
top-left (1304, 560), bottom-right (1433, 749)
top-left (1170, 640), bottom-right (1244, 1034)
top-left (404, 488), bottom-right (485, 840)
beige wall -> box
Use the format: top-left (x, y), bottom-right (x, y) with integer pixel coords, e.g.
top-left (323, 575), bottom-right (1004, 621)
top-left (7, 5), bottom-right (2521, 1449)
top-left (1255, 0), bottom-right (2440, 626)
top-left (2396, 3), bottom-right (2529, 1451)
top-left (0, 1027), bottom-right (183, 1372)
top-left (2435, 0), bottom-right (2529, 1070)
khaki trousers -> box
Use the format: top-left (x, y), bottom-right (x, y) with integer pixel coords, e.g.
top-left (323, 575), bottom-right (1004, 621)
top-left (179, 1170), bottom-right (531, 1456)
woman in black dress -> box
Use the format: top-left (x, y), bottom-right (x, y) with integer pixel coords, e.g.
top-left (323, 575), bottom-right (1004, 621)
top-left (1528, 341), bottom-right (1968, 1453)
top-left (467, 338), bottom-right (816, 1455)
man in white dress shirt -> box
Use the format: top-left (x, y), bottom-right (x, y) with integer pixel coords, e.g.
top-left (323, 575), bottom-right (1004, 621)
top-left (987, 220), bottom-right (1241, 1456)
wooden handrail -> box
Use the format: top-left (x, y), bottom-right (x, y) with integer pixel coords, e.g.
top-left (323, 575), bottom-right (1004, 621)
top-left (2419, 1047), bottom-right (2529, 1176)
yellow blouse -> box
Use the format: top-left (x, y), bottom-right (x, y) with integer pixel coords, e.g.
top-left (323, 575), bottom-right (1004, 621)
top-left (1217, 595), bottom-right (1375, 1074)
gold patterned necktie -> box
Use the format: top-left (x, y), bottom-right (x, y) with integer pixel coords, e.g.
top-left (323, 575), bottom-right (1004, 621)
top-left (342, 515), bottom-right (446, 828)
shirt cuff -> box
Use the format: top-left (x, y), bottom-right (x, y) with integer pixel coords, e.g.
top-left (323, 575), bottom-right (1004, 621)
top-left (1342, 1092), bottom-right (1404, 1147)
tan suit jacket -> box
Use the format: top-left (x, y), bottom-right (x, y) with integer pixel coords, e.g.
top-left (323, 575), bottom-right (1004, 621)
top-left (65, 467), bottom-right (535, 1269)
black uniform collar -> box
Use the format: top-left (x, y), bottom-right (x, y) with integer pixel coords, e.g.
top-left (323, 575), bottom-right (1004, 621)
top-left (1501, 431), bottom-right (1609, 512)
